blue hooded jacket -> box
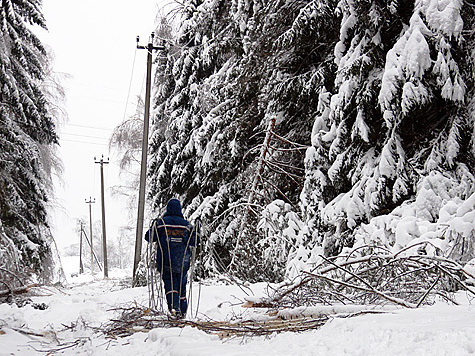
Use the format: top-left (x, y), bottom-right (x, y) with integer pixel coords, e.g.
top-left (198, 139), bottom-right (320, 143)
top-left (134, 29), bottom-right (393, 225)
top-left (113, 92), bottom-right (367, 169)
top-left (145, 199), bottom-right (198, 273)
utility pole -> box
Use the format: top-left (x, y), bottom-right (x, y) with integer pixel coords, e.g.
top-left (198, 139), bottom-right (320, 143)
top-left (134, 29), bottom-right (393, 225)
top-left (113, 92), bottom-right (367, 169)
top-left (85, 197), bottom-right (95, 274)
top-left (133, 33), bottom-right (165, 286)
top-left (79, 221), bottom-right (84, 274)
top-left (95, 155), bottom-right (109, 278)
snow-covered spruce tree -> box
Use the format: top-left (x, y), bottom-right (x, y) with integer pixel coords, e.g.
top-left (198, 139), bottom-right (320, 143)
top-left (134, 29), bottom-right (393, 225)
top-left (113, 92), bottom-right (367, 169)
top-left (0, 0), bottom-right (59, 280)
top-left (299, 0), bottom-right (475, 270)
top-left (148, 0), bottom-right (340, 281)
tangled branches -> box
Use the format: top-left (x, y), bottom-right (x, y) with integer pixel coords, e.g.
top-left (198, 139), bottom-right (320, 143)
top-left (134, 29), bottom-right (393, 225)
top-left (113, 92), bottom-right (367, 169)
top-left (262, 248), bottom-right (475, 309)
top-left (0, 227), bottom-right (29, 304)
top-left (102, 305), bottom-right (169, 338)
top-left (100, 304), bottom-right (329, 339)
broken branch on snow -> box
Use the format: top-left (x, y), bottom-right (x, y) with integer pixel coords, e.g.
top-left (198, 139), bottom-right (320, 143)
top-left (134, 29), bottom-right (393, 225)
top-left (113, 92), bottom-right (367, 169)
top-left (259, 251), bottom-right (475, 309)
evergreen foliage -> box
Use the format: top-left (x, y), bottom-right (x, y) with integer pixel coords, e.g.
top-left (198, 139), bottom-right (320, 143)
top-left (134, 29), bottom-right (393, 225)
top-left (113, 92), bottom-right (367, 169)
top-left (0, 0), bottom-right (59, 278)
top-left (150, 0), bottom-right (475, 281)
top-left (303, 0), bottom-right (474, 256)
top-left (149, 0), bottom-right (339, 281)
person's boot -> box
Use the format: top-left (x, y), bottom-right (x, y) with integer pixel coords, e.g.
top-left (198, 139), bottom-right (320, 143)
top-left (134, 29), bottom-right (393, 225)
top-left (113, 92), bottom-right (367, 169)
top-left (170, 309), bottom-right (183, 320)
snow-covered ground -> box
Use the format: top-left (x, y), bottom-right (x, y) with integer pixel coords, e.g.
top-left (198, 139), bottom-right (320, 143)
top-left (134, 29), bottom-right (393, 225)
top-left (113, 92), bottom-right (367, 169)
top-left (1, 260), bottom-right (475, 355)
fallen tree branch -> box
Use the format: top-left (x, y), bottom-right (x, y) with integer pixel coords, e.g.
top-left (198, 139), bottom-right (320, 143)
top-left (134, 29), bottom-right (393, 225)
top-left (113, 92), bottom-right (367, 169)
top-left (417, 274), bottom-right (441, 308)
top-left (302, 271), bottom-right (417, 308)
top-left (12, 327), bottom-right (47, 338)
top-left (0, 280), bottom-right (13, 300)
top-left (27, 339), bottom-right (88, 353)
top-left (260, 251), bottom-right (474, 309)
top-left (0, 283), bottom-right (37, 298)
top-left (0, 267), bottom-right (24, 287)
top-left (100, 305), bottom-right (329, 339)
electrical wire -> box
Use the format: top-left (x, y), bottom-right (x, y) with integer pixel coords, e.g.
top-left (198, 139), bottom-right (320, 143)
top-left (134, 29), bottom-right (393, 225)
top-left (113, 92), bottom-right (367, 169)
top-left (61, 132), bottom-right (109, 140)
top-left (61, 139), bottom-right (108, 146)
top-left (62, 123), bottom-right (113, 131)
top-left (123, 47), bottom-right (138, 122)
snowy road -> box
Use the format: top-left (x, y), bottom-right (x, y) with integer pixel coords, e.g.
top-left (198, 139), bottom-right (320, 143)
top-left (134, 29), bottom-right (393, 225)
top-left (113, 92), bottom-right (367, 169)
top-left (1, 271), bottom-right (474, 355)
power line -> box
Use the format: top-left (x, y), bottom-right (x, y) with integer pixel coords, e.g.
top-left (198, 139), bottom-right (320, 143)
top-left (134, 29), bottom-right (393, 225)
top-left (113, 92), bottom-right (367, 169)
top-left (61, 139), bottom-right (109, 146)
top-left (67, 94), bottom-right (124, 105)
top-left (62, 132), bottom-right (109, 140)
top-left (68, 82), bottom-right (121, 91)
top-left (62, 123), bottom-right (113, 131)
top-left (123, 47), bottom-right (138, 122)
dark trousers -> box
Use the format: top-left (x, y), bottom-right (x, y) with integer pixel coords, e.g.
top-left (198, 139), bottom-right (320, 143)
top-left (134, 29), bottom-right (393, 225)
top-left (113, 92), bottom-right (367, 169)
top-left (162, 268), bottom-right (188, 315)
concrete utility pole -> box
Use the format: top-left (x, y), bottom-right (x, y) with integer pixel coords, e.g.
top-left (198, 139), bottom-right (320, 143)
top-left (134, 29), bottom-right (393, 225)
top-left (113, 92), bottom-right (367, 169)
top-left (85, 197), bottom-right (95, 274)
top-left (133, 33), bottom-right (165, 286)
top-left (95, 156), bottom-right (109, 278)
top-left (79, 221), bottom-right (84, 274)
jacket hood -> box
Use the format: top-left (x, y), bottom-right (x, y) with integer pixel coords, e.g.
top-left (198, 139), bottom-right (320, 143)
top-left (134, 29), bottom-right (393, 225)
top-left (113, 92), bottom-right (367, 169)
top-left (164, 199), bottom-right (184, 218)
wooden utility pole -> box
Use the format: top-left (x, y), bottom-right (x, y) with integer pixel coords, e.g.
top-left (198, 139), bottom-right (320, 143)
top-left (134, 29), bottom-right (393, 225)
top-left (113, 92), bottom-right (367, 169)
top-left (79, 221), bottom-right (84, 274)
top-left (85, 197), bottom-right (95, 274)
top-left (95, 156), bottom-right (109, 278)
top-left (133, 33), bottom-right (165, 286)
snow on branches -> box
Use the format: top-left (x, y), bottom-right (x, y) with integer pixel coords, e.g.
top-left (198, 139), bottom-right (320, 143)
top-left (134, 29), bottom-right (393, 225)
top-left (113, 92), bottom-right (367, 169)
top-left (149, 0), bottom-right (474, 282)
top-left (260, 246), bottom-right (475, 310)
top-left (292, 0), bottom-right (475, 282)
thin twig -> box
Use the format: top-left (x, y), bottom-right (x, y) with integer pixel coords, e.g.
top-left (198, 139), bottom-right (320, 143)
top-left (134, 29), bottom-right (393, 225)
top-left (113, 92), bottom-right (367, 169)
top-left (416, 274), bottom-right (441, 308)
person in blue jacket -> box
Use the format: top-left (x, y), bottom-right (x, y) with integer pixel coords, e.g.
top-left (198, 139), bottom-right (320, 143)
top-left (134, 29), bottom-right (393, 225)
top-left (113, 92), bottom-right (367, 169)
top-left (145, 199), bottom-right (199, 318)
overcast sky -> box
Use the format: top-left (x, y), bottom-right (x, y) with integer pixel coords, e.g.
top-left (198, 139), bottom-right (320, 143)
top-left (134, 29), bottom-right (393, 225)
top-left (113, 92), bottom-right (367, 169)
top-left (37, 0), bottom-right (170, 258)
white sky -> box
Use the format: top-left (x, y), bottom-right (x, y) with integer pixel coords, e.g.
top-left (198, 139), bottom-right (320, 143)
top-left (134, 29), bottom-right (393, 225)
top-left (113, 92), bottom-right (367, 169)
top-left (37, 0), bottom-right (171, 259)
